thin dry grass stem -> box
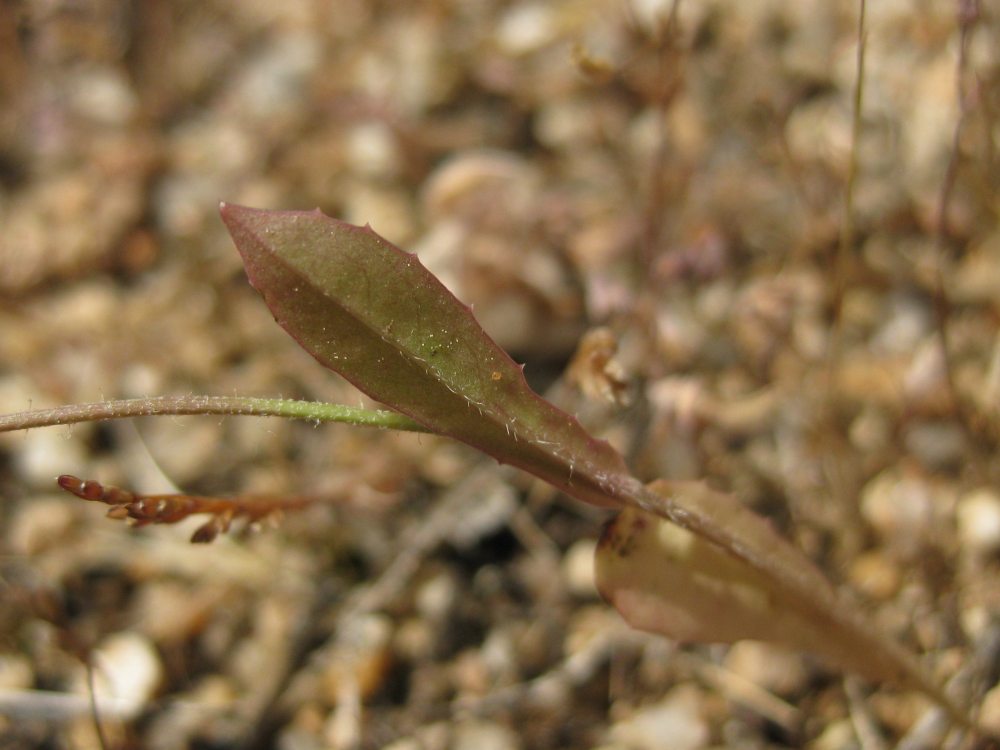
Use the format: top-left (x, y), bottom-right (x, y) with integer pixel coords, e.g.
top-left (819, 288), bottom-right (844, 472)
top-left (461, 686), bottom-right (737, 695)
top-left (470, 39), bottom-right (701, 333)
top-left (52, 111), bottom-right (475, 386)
top-left (637, 0), bottom-right (683, 277)
top-left (57, 475), bottom-right (316, 543)
top-left (818, 0), bottom-right (868, 526)
top-left (341, 463), bottom-right (503, 621)
top-left (844, 677), bottom-right (888, 750)
top-left (897, 618), bottom-right (1000, 749)
top-left (931, 0), bottom-right (990, 482)
top-left (451, 616), bottom-right (623, 717)
top-left (85, 660), bottom-right (111, 750)
top-left (10, 586), bottom-right (113, 746)
top-left (682, 653), bottom-right (801, 733)
top-left (231, 464), bottom-right (506, 749)
top-left (825, 0), bottom-right (867, 385)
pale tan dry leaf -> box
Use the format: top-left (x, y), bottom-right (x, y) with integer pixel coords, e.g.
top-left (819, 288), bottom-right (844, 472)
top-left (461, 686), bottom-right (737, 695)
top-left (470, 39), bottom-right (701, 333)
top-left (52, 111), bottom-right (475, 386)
top-left (597, 480), bottom-right (975, 730)
top-left (566, 327), bottom-right (631, 407)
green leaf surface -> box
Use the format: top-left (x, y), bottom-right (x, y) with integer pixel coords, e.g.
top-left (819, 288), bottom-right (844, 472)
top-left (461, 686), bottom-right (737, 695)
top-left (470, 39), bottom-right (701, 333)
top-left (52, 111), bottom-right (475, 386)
top-left (219, 204), bottom-right (637, 508)
top-left (221, 204), bottom-right (973, 729)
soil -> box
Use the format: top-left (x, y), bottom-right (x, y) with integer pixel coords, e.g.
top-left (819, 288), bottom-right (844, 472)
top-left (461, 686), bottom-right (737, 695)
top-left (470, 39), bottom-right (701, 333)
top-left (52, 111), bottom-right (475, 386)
top-left (1, 2), bottom-right (999, 749)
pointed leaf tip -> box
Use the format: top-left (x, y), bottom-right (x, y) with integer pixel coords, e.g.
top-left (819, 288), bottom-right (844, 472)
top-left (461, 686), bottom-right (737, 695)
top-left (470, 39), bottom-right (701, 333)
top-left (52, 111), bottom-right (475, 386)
top-left (219, 202), bottom-right (263, 228)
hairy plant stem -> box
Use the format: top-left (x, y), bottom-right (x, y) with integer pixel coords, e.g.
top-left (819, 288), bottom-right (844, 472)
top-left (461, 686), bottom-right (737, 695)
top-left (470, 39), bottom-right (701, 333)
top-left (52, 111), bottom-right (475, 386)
top-left (0, 395), bottom-right (429, 434)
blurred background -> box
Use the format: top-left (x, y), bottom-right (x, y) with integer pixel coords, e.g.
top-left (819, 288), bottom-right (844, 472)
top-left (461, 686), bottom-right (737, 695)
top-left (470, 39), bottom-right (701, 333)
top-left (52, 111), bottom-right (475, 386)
top-left (1, 1), bottom-right (999, 748)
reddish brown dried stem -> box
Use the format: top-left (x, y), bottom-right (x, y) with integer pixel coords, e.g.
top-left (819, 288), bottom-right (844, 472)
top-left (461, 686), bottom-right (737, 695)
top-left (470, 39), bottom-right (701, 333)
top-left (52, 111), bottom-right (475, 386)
top-left (57, 475), bottom-right (316, 543)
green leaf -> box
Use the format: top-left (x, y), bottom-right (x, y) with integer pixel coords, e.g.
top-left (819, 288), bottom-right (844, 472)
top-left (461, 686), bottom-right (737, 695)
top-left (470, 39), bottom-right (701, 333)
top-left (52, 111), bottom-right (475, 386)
top-left (219, 204), bottom-right (637, 509)
top-left (221, 204), bottom-right (975, 729)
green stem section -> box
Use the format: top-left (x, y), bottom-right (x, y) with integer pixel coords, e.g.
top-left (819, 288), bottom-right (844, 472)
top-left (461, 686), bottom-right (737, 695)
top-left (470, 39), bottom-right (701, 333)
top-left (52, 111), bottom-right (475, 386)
top-left (0, 395), bottom-right (429, 434)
